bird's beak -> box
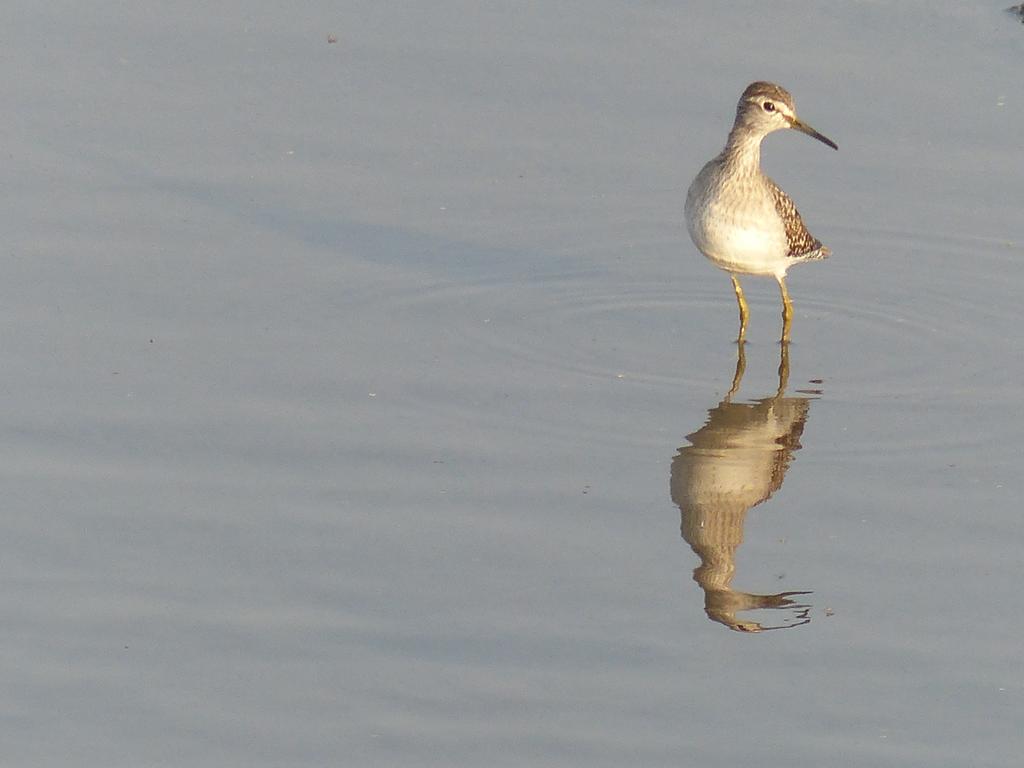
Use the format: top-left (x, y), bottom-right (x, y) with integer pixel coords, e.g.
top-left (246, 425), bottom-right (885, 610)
top-left (789, 117), bottom-right (838, 150)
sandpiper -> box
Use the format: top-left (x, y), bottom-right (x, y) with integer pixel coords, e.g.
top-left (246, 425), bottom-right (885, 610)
top-left (685, 81), bottom-right (837, 342)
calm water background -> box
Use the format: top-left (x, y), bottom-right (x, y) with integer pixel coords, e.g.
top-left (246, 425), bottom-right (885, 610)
top-left (3, 1), bottom-right (1022, 765)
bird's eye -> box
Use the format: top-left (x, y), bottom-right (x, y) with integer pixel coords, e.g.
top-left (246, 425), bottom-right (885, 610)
top-left (762, 101), bottom-right (775, 112)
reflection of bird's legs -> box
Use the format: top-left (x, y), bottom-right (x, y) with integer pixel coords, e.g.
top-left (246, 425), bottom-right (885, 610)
top-left (726, 341), bottom-right (746, 402)
top-left (776, 340), bottom-right (790, 398)
top-left (730, 274), bottom-right (749, 342)
top-left (777, 276), bottom-right (793, 342)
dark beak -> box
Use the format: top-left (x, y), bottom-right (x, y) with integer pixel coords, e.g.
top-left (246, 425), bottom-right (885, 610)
top-left (790, 117), bottom-right (838, 150)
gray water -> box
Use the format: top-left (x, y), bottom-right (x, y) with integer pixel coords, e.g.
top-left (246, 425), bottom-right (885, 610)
top-left (3, 1), bottom-right (1023, 765)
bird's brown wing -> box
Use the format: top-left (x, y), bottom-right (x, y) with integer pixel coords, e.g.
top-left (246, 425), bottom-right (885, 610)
top-left (766, 178), bottom-right (827, 258)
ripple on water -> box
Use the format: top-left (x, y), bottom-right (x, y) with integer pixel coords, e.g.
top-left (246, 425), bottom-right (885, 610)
top-left (388, 269), bottom-right (737, 390)
top-left (349, 266), bottom-right (755, 450)
top-left (792, 227), bottom-right (1023, 393)
top-left (348, 229), bottom-right (1023, 456)
top-left (786, 226), bottom-right (1024, 463)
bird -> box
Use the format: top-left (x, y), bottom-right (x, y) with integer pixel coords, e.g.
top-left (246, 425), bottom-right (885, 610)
top-left (685, 81), bottom-right (837, 342)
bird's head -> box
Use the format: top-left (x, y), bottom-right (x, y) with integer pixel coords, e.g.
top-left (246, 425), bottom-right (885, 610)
top-left (734, 81), bottom-right (838, 150)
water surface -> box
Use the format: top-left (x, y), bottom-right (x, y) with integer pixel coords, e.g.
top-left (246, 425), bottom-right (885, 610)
top-left (3, 1), bottom-right (1023, 766)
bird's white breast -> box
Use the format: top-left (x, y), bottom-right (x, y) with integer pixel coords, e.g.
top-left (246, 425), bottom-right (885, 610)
top-left (685, 163), bottom-right (790, 277)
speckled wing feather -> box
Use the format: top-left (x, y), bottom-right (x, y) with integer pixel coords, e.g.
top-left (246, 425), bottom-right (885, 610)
top-left (766, 179), bottom-right (829, 259)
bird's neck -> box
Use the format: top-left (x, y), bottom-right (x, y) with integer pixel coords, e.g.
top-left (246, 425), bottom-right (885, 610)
top-left (720, 129), bottom-right (764, 175)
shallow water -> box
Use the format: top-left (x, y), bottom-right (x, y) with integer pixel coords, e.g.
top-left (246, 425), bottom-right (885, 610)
top-left (3, 1), bottom-right (1023, 765)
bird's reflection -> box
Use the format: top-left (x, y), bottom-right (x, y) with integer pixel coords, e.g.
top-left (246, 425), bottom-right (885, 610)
top-left (670, 343), bottom-right (817, 632)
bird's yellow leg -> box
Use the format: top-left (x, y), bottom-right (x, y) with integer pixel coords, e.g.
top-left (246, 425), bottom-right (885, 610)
top-left (730, 275), bottom-right (749, 343)
top-left (778, 277), bottom-right (794, 342)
